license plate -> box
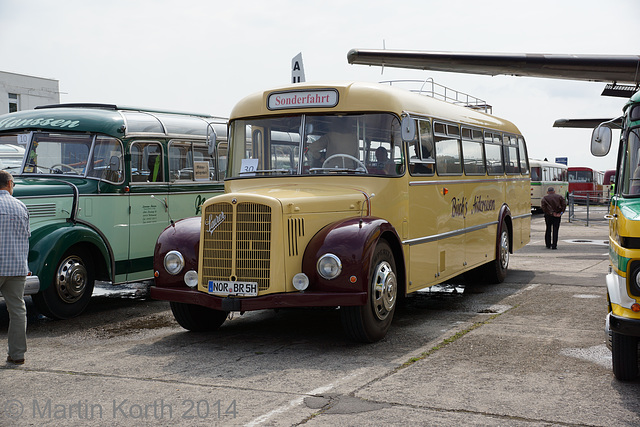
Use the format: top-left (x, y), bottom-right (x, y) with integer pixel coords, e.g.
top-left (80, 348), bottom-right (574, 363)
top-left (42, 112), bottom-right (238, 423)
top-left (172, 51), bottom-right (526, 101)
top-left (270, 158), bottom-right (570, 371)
top-left (207, 280), bottom-right (258, 296)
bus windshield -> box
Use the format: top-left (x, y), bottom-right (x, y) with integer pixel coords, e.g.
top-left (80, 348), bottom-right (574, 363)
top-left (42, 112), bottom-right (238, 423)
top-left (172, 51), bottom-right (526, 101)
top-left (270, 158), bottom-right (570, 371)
top-left (227, 113), bottom-right (404, 177)
top-left (622, 126), bottom-right (640, 195)
top-left (22, 132), bottom-right (124, 182)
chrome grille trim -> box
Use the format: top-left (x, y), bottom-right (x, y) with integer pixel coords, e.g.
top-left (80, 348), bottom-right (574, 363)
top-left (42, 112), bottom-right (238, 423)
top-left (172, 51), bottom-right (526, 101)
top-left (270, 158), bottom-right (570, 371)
top-left (201, 201), bottom-right (272, 291)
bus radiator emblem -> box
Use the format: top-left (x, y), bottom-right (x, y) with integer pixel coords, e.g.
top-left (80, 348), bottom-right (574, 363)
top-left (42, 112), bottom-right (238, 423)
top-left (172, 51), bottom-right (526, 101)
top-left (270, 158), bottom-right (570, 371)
top-left (205, 211), bottom-right (226, 235)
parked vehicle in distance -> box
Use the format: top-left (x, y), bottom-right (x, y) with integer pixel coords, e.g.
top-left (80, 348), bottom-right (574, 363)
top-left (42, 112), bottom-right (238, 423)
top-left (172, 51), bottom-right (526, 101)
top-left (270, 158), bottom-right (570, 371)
top-left (0, 104), bottom-right (228, 319)
top-left (603, 169), bottom-right (616, 199)
top-left (568, 166), bottom-right (605, 203)
top-left (151, 81), bottom-right (531, 342)
top-left (0, 142), bottom-right (25, 170)
top-left (529, 158), bottom-right (568, 212)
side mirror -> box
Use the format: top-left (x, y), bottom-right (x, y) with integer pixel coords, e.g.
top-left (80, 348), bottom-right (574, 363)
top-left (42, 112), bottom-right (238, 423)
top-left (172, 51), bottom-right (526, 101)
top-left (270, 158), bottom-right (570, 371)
top-left (207, 124), bottom-right (217, 156)
top-left (401, 116), bottom-right (416, 142)
top-left (591, 125), bottom-right (612, 157)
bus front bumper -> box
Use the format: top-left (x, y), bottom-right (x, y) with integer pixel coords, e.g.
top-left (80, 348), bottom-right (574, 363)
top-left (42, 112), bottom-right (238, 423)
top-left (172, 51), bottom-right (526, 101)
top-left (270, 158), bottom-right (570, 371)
top-left (150, 286), bottom-right (368, 312)
top-left (24, 276), bottom-right (40, 295)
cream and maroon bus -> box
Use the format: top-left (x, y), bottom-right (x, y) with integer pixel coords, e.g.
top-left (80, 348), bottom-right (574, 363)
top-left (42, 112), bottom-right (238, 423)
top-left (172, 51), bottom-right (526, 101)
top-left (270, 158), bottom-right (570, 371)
top-left (151, 81), bottom-right (531, 342)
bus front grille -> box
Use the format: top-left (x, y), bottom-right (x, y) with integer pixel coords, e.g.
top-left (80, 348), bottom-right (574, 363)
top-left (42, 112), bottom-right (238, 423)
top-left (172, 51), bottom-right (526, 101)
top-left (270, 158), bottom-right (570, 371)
top-left (201, 201), bottom-right (272, 291)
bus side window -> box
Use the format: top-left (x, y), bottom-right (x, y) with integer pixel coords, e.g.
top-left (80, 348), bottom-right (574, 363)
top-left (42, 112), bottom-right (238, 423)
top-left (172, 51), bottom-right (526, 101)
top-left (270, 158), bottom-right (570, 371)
top-left (409, 119), bottom-right (434, 175)
top-left (485, 131), bottom-right (505, 175)
top-left (88, 136), bottom-right (123, 183)
top-left (130, 142), bottom-right (163, 182)
top-left (434, 122), bottom-right (462, 175)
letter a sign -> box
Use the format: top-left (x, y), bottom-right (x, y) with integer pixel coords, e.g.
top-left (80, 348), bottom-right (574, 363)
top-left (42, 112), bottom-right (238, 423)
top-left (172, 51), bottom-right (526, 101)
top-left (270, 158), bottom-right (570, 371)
top-left (292, 52), bottom-right (305, 83)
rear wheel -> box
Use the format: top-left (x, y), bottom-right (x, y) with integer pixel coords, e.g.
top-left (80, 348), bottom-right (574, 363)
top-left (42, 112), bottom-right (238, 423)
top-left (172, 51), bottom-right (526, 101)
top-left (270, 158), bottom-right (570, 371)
top-left (482, 219), bottom-right (510, 283)
top-left (611, 331), bottom-right (639, 381)
top-left (341, 241), bottom-right (397, 342)
top-left (32, 251), bottom-right (94, 319)
top-left (170, 302), bottom-right (228, 332)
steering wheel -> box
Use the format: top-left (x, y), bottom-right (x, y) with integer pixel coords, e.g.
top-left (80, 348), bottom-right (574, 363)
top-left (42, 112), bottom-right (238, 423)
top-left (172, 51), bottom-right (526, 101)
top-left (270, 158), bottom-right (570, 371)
top-left (50, 163), bottom-right (82, 174)
top-left (322, 154), bottom-right (368, 173)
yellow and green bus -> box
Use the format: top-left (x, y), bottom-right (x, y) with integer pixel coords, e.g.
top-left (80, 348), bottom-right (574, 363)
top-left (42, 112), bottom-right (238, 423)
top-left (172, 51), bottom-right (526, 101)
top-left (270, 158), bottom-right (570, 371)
top-left (591, 90), bottom-right (640, 380)
top-left (151, 81), bottom-right (531, 342)
top-left (0, 104), bottom-right (227, 319)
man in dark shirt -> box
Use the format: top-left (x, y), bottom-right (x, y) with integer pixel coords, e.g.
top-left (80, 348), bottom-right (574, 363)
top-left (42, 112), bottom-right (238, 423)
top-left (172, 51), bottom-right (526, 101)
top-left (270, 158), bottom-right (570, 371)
top-left (540, 186), bottom-right (567, 250)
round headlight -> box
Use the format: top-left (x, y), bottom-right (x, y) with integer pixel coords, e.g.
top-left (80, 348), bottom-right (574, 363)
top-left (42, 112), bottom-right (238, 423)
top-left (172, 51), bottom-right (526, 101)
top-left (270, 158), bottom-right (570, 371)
top-left (164, 251), bottom-right (185, 275)
top-left (317, 254), bottom-right (342, 280)
top-left (292, 273), bottom-right (309, 291)
top-left (184, 270), bottom-right (198, 288)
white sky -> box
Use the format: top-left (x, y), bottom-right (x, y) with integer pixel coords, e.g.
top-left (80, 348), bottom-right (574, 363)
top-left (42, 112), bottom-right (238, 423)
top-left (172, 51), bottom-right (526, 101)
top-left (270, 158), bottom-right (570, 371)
top-left (1, 0), bottom-right (638, 171)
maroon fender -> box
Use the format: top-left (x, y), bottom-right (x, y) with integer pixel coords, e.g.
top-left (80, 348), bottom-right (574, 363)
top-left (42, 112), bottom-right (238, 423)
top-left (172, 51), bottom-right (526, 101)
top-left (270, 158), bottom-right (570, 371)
top-left (153, 216), bottom-right (201, 288)
top-left (301, 217), bottom-right (404, 294)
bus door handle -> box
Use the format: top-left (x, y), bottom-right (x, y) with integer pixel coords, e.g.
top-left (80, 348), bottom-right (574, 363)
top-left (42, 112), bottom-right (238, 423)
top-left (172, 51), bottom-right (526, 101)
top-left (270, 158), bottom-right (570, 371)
top-left (604, 214), bottom-right (617, 220)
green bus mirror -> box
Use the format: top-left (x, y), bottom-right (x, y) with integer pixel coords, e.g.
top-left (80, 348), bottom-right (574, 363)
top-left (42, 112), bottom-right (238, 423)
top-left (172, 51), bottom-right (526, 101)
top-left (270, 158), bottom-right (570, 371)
top-left (207, 124), bottom-right (217, 156)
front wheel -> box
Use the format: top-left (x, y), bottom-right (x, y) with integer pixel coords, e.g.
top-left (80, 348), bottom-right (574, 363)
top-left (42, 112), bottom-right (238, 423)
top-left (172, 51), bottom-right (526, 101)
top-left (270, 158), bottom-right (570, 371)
top-left (170, 302), bottom-right (228, 332)
top-left (612, 331), bottom-right (639, 381)
top-left (341, 241), bottom-right (397, 342)
top-left (32, 251), bottom-right (94, 319)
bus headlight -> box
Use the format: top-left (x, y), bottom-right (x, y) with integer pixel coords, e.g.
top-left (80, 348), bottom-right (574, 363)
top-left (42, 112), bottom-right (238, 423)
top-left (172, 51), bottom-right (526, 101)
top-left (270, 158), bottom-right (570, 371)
top-left (184, 270), bottom-right (198, 288)
top-left (164, 251), bottom-right (185, 275)
top-left (317, 254), bottom-right (342, 280)
top-left (292, 273), bottom-right (309, 291)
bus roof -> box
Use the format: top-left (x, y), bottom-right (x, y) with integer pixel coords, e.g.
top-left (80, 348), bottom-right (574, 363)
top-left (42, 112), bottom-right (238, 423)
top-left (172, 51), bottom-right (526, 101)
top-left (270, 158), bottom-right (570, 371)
top-left (230, 81), bottom-right (522, 135)
top-left (0, 104), bottom-right (227, 139)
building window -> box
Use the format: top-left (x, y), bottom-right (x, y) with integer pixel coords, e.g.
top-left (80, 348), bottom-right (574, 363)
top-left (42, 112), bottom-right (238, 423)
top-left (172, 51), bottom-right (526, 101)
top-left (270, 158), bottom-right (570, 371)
top-left (9, 93), bottom-right (19, 113)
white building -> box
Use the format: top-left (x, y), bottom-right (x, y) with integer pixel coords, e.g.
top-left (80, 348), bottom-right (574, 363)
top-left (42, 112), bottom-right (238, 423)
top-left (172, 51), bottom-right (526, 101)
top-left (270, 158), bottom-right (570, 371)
top-left (0, 71), bottom-right (60, 114)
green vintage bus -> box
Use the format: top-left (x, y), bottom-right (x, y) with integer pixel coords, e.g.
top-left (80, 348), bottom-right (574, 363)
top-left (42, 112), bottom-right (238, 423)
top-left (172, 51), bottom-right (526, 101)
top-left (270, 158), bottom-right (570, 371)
top-left (591, 91), bottom-right (640, 380)
top-left (0, 104), bottom-right (227, 319)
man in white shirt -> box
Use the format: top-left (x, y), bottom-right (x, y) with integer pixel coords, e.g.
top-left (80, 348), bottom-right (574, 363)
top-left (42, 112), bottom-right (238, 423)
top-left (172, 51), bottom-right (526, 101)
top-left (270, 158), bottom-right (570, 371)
top-left (0, 170), bottom-right (30, 365)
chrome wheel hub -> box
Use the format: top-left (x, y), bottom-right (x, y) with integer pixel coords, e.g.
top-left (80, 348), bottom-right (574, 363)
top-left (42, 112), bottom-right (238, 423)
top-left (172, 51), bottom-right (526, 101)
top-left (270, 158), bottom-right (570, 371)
top-left (371, 261), bottom-right (397, 321)
top-left (55, 256), bottom-right (88, 304)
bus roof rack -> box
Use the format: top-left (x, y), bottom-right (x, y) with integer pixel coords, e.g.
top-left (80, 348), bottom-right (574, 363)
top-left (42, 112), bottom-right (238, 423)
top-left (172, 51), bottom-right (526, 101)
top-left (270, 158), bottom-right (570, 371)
top-left (379, 79), bottom-right (492, 114)
top-left (34, 103), bottom-right (226, 121)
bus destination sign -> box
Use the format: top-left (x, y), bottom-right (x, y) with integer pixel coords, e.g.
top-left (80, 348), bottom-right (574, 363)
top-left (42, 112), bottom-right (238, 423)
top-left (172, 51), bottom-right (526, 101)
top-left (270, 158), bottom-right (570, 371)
top-left (267, 89), bottom-right (338, 110)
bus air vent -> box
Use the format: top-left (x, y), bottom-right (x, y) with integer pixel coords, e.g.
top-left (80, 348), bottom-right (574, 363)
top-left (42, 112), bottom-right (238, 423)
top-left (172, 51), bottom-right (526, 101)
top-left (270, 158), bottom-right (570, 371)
top-left (27, 203), bottom-right (57, 218)
top-left (287, 218), bottom-right (305, 256)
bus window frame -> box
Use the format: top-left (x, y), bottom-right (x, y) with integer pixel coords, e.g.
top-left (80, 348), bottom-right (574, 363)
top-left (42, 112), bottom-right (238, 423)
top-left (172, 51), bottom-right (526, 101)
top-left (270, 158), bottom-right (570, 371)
top-left (484, 130), bottom-right (505, 175)
top-left (130, 140), bottom-right (165, 183)
top-left (168, 139), bottom-right (218, 182)
top-left (87, 135), bottom-right (125, 184)
top-left (461, 126), bottom-right (486, 176)
top-left (408, 117), bottom-right (435, 176)
top-left (434, 120), bottom-right (463, 176)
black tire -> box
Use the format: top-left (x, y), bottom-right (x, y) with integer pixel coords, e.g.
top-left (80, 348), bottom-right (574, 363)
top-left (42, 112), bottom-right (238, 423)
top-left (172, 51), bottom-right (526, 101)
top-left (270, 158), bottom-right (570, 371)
top-left (341, 241), bottom-right (397, 343)
top-left (170, 301), bottom-right (228, 332)
top-left (482, 219), bottom-right (510, 284)
top-left (612, 331), bottom-right (639, 381)
top-left (32, 250), bottom-right (94, 319)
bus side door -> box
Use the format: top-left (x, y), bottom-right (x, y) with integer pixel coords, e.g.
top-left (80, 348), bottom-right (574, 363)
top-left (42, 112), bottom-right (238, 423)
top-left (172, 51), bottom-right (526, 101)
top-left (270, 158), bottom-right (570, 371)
top-left (127, 141), bottom-right (171, 282)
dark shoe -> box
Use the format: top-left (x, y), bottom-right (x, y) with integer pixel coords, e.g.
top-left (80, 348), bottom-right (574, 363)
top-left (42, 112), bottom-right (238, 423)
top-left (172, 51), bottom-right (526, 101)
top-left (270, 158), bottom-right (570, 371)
top-left (552, 247), bottom-right (557, 250)
top-left (6, 356), bottom-right (25, 365)
top-left (546, 246), bottom-right (551, 249)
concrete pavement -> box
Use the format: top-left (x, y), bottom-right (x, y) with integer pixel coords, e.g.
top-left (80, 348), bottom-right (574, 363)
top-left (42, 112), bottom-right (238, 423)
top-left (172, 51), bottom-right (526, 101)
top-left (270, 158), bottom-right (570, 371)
top-left (1, 209), bottom-right (639, 426)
